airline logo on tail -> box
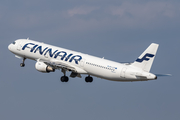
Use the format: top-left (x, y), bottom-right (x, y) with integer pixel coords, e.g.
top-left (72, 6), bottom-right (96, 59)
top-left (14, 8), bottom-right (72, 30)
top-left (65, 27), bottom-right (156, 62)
top-left (136, 53), bottom-right (154, 62)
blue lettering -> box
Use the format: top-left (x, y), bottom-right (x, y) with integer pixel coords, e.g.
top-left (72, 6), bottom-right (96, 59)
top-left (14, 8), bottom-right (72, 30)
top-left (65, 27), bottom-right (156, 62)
top-left (54, 51), bottom-right (67, 60)
top-left (44, 48), bottom-right (58, 57)
top-left (65, 54), bottom-right (73, 61)
top-left (69, 55), bottom-right (82, 64)
top-left (30, 44), bottom-right (38, 52)
top-left (22, 43), bottom-right (35, 50)
top-left (22, 43), bottom-right (83, 64)
top-left (136, 53), bottom-right (154, 62)
top-left (34, 46), bottom-right (48, 55)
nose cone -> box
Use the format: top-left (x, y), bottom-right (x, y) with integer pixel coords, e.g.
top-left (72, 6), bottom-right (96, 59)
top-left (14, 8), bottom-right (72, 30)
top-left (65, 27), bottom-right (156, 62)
top-left (8, 44), bottom-right (12, 51)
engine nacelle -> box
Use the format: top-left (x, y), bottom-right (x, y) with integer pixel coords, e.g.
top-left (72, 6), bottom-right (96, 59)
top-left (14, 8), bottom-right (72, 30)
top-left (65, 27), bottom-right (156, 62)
top-left (35, 61), bottom-right (55, 73)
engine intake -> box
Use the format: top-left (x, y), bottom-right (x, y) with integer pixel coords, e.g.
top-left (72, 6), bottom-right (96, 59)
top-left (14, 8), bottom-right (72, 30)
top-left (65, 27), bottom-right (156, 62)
top-left (35, 61), bottom-right (55, 73)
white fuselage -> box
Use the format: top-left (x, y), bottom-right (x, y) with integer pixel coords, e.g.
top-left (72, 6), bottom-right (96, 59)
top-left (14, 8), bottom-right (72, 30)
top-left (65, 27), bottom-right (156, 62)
top-left (8, 39), bottom-right (157, 82)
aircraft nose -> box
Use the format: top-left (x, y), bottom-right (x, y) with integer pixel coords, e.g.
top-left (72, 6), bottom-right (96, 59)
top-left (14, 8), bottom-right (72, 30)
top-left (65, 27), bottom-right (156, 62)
top-left (8, 44), bottom-right (11, 50)
top-left (8, 44), bottom-right (12, 51)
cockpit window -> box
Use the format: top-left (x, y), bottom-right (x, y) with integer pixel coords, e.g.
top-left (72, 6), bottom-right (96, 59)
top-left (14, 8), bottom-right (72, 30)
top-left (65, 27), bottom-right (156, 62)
top-left (12, 41), bottom-right (16, 45)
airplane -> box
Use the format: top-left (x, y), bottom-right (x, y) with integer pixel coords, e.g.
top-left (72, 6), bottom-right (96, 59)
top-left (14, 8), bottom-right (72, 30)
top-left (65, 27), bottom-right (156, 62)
top-left (8, 39), bottom-right (170, 83)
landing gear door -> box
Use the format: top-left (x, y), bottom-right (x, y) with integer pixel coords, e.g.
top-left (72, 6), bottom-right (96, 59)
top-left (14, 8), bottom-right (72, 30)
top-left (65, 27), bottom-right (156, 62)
top-left (120, 67), bottom-right (127, 78)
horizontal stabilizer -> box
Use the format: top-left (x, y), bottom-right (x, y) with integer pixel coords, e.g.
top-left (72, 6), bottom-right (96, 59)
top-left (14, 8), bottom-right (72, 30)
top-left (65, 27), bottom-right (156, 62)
top-left (155, 74), bottom-right (172, 77)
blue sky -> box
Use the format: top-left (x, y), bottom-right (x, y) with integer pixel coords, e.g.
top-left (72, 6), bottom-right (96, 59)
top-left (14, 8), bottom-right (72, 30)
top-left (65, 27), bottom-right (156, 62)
top-left (1, 0), bottom-right (179, 120)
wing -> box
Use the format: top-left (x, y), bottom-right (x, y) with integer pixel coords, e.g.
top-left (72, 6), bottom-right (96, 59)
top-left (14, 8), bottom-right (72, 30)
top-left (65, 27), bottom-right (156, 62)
top-left (38, 59), bottom-right (87, 76)
top-left (44, 60), bottom-right (76, 72)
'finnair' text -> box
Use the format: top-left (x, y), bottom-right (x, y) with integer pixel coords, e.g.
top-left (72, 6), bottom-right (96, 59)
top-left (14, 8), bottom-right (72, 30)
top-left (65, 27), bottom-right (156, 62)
top-left (22, 43), bottom-right (82, 64)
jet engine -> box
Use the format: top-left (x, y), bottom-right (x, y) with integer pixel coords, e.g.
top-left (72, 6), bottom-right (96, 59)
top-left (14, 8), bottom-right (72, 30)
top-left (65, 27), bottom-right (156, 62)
top-left (35, 61), bottom-right (55, 73)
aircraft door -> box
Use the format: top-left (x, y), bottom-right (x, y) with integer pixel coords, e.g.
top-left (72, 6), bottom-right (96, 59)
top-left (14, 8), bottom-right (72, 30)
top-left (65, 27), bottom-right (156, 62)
top-left (80, 59), bottom-right (85, 68)
top-left (17, 41), bottom-right (23, 51)
top-left (120, 67), bottom-right (127, 78)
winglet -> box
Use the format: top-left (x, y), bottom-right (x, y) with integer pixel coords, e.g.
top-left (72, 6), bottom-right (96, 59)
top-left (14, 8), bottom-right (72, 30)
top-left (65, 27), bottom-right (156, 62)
top-left (131, 43), bottom-right (159, 72)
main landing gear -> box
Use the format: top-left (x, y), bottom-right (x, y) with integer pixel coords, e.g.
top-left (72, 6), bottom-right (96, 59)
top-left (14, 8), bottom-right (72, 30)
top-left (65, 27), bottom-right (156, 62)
top-left (60, 75), bottom-right (93, 83)
top-left (60, 69), bottom-right (69, 82)
top-left (85, 75), bottom-right (93, 83)
top-left (60, 69), bottom-right (93, 83)
top-left (61, 76), bottom-right (69, 82)
top-left (20, 58), bottom-right (26, 67)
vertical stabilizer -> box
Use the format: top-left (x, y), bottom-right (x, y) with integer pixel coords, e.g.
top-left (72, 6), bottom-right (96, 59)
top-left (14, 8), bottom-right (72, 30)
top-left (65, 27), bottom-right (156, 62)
top-left (131, 43), bottom-right (159, 72)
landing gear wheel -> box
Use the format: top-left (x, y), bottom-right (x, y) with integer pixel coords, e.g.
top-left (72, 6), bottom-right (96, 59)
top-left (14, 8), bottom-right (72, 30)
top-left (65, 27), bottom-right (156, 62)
top-left (85, 76), bottom-right (93, 83)
top-left (61, 76), bottom-right (69, 82)
top-left (20, 63), bottom-right (25, 67)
